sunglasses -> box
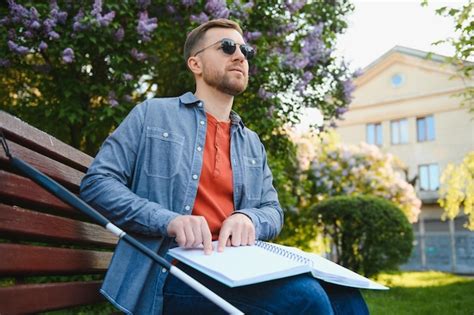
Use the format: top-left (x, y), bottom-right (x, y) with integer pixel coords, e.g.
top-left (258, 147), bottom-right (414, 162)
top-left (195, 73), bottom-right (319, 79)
top-left (194, 38), bottom-right (255, 60)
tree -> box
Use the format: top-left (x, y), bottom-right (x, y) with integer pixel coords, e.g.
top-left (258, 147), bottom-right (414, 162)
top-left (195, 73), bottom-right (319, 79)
top-left (438, 152), bottom-right (474, 230)
top-left (424, 0), bottom-right (474, 114)
top-left (1, 0), bottom-right (356, 213)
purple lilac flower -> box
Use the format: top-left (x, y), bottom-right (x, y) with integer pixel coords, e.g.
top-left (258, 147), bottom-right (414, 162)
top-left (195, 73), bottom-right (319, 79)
top-left (23, 30), bottom-right (33, 38)
top-left (182, 0), bottom-right (196, 7)
top-left (90, 0), bottom-right (115, 27)
top-left (108, 91), bottom-right (119, 107)
top-left (43, 18), bottom-right (57, 34)
top-left (166, 4), bottom-right (176, 14)
top-left (29, 7), bottom-right (39, 21)
top-left (98, 11), bottom-right (115, 26)
top-left (39, 41), bottom-right (48, 51)
top-left (244, 31), bottom-right (262, 42)
top-left (0, 59), bottom-right (11, 67)
top-left (353, 68), bottom-right (363, 78)
top-left (284, 23), bottom-right (329, 70)
top-left (137, 11), bottom-right (157, 41)
top-left (342, 79), bottom-right (355, 103)
top-left (131, 48), bottom-right (147, 61)
top-left (8, 1), bottom-right (29, 23)
top-left (72, 8), bottom-right (87, 32)
top-left (258, 87), bottom-right (274, 100)
top-left (285, 0), bottom-right (305, 13)
top-left (295, 71), bottom-right (314, 94)
top-left (48, 31), bottom-right (60, 40)
top-left (122, 73), bottom-right (133, 80)
top-left (190, 12), bottom-right (209, 24)
top-left (205, 0), bottom-right (230, 19)
top-left (91, 0), bottom-right (102, 17)
top-left (29, 20), bottom-right (41, 29)
top-left (0, 17), bottom-right (10, 26)
top-left (8, 40), bottom-right (29, 55)
top-left (62, 48), bottom-right (74, 63)
top-left (115, 27), bottom-right (125, 41)
top-left (50, 1), bottom-right (68, 25)
top-left (123, 94), bottom-right (133, 102)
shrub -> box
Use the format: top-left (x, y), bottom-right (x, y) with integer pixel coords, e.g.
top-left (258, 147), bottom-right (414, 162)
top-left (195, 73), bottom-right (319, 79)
top-left (311, 195), bottom-right (413, 277)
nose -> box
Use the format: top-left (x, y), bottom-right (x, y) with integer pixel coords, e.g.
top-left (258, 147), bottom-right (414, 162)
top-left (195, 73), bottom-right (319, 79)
top-left (232, 45), bottom-right (246, 62)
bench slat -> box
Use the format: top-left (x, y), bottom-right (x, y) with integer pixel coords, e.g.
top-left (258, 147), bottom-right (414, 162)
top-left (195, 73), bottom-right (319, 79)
top-left (0, 139), bottom-right (84, 189)
top-left (0, 281), bottom-right (104, 314)
top-left (0, 110), bottom-right (92, 171)
top-left (0, 204), bottom-right (117, 246)
top-left (0, 244), bottom-right (113, 275)
top-left (0, 170), bottom-right (77, 215)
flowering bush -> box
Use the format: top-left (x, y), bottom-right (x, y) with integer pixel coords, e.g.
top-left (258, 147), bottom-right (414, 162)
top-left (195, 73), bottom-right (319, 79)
top-left (438, 151), bottom-right (474, 230)
top-left (0, 0), bottom-right (356, 216)
top-left (0, 0), bottom-right (355, 150)
top-left (306, 133), bottom-right (421, 223)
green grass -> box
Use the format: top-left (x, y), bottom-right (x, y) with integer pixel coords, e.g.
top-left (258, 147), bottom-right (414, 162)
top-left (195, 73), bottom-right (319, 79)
top-left (364, 271), bottom-right (474, 315)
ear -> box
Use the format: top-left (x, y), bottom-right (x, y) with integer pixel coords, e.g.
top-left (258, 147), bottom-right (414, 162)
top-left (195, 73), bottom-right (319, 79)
top-left (187, 56), bottom-right (202, 75)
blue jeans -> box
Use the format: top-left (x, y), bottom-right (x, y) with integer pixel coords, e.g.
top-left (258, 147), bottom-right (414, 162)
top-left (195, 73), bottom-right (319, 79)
top-left (163, 263), bottom-right (369, 315)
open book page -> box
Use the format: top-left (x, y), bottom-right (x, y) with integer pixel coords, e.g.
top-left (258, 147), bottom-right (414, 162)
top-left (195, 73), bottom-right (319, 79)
top-left (168, 241), bottom-right (310, 287)
top-left (270, 243), bottom-right (388, 290)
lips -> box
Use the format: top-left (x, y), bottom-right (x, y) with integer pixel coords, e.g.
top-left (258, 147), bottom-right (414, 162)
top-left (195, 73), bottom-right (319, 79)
top-left (229, 68), bottom-right (245, 75)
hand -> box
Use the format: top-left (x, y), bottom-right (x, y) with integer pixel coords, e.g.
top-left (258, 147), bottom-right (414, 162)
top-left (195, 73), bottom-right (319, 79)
top-left (167, 215), bottom-right (213, 255)
top-left (217, 213), bottom-right (255, 252)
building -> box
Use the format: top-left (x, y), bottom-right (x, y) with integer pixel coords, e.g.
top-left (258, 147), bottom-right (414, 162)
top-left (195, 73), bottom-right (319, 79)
top-left (336, 46), bottom-right (474, 273)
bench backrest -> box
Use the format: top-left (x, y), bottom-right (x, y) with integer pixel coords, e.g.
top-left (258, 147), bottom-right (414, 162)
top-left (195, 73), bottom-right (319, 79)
top-left (0, 111), bottom-right (118, 314)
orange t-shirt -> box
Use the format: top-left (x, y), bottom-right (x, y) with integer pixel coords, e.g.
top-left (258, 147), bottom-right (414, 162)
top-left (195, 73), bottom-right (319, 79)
top-left (192, 113), bottom-right (234, 240)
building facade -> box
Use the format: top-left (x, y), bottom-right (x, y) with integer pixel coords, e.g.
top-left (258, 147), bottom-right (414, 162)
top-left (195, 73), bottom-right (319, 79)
top-left (336, 46), bottom-right (474, 273)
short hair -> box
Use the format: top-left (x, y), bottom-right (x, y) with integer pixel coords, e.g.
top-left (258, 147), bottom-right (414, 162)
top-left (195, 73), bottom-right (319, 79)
top-left (184, 19), bottom-right (243, 63)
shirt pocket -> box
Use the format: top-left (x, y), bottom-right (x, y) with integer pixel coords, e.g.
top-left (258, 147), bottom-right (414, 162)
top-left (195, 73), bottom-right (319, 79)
top-left (144, 127), bottom-right (185, 178)
top-left (243, 155), bottom-right (263, 200)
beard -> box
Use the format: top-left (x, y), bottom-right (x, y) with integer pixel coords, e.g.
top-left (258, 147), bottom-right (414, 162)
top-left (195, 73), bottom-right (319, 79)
top-left (202, 65), bottom-right (248, 96)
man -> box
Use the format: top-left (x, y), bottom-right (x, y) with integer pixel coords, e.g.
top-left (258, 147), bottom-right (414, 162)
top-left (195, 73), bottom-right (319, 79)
top-left (80, 19), bottom-right (369, 315)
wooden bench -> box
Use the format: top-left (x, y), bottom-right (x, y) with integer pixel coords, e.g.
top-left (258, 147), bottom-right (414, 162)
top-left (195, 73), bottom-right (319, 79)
top-left (0, 111), bottom-right (118, 314)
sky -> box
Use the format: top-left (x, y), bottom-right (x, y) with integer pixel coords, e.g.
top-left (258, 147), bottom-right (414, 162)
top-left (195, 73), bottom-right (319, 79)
top-left (297, 0), bottom-right (465, 132)
top-left (336, 0), bottom-right (464, 71)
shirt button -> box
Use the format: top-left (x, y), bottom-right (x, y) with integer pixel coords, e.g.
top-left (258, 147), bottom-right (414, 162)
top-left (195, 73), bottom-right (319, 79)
top-left (252, 160), bottom-right (256, 165)
top-left (197, 146), bottom-right (202, 152)
top-left (162, 268), bottom-right (167, 273)
top-left (192, 174), bottom-right (198, 180)
top-left (198, 102), bottom-right (203, 107)
top-left (185, 205), bottom-right (191, 211)
top-left (163, 132), bottom-right (169, 138)
top-left (200, 120), bottom-right (205, 125)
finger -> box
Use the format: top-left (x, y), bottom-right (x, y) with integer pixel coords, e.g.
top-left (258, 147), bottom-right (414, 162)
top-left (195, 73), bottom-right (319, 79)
top-left (191, 222), bottom-right (203, 247)
top-left (226, 238), bottom-right (231, 247)
top-left (231, 224), bottom-right (242, 247)
top-left (201, 218), bottom-right (213, 255)
top-left (174, 228), bottom-right (186, 247)
top-left (247, 227), bottom-right (255, 245)
top-left (183, 224), bottom-right (195, 248)
top-left (218, 227), bottom-right (231, 252)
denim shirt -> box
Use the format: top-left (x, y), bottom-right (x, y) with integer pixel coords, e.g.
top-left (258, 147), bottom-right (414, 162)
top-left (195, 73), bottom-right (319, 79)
top-left (80, 92), bottom-right (284, 315)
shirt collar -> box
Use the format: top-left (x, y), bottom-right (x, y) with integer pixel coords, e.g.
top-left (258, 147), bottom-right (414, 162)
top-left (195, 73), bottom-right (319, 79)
top-left (179, 92), bottom-right (245, 128)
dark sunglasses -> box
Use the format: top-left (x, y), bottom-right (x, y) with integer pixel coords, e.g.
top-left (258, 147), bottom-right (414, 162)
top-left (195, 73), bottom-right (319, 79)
top-left (194, 38), bottom-right (255, 60)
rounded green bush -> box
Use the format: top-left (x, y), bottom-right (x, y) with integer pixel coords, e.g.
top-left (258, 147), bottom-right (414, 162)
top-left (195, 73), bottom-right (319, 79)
top-left (311, 195), bottom-right (413, 277)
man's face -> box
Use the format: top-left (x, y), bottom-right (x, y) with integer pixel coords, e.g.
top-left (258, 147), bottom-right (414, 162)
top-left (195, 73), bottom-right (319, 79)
top-left (196, 28), bottom-right (249, 96)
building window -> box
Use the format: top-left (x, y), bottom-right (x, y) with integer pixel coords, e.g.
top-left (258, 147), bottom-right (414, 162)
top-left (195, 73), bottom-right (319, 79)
top-left (391, 119), bottom-right (408, 144)
top-left (419, 164), bottom-right (439, 191)
top-left (417, 115), bottom-right (435, 142)
top-left (366, 123), bottom-right (383, 146)
top-left (391, 73), bottom-right (404, 88)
